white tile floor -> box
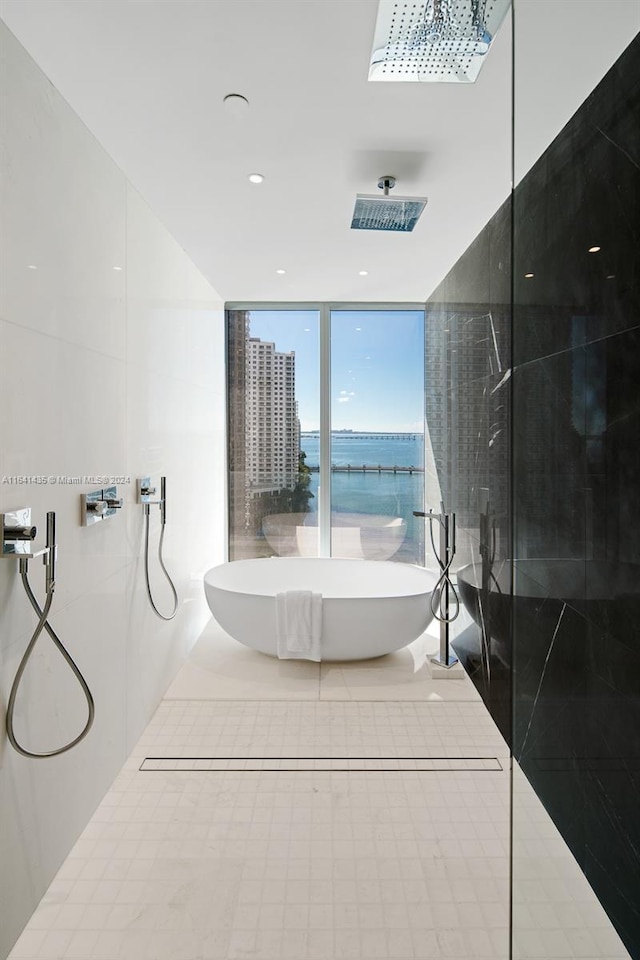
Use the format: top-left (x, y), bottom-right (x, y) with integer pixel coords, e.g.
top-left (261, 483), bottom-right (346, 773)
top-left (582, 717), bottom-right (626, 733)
top-left (163, 620), bottom-right (478, 703)
top-left (7, 619), bottom-right (631, 960)
top-left (130, 699), bottom-right (504, 764)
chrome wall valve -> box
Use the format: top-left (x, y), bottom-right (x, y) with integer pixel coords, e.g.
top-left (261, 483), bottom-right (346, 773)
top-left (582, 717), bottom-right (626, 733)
top-left (81, 486), bottom-right (124, 526)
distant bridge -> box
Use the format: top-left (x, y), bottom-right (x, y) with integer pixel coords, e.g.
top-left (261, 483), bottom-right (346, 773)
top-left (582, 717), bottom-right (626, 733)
top-left (307, 464), bottom-right (424, 474)
top-left (301, 433), bottom-right (419, 442)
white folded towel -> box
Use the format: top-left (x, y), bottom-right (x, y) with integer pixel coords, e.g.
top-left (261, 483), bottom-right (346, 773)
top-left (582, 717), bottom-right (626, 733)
top-left (276, 590), bottom-right (323, 661)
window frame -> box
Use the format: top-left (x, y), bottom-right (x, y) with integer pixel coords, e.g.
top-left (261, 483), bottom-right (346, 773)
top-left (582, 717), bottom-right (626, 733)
top-left (226, 301), bottom-right (425, 559)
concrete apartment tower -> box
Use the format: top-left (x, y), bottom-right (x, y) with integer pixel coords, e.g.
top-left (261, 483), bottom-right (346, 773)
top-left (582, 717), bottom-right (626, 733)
top-left (246, 337), bottom-right (299, 495)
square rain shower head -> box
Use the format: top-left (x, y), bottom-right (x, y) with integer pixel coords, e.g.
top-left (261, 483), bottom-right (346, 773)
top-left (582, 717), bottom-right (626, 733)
top-left (369, 0), bottom-right (511, 83)
top-left (351, 193), bottom-right (428, 232)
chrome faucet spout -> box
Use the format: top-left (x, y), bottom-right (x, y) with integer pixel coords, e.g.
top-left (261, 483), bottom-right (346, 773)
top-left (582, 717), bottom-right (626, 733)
top-left (4, 525), bottom-right (37, 540)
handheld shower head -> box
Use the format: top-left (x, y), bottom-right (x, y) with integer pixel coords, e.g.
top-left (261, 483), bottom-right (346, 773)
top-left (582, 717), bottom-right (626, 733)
top-left (140, 474), bottom-right (177, 619)
top-left (46, 511), bottom-right (57, 593)
top-left (160, 476), bottom-right (167, 525)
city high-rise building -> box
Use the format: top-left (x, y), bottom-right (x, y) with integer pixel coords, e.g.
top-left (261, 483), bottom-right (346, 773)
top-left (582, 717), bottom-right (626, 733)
top-left (227, 310), bottom-right (249, 542)
top-left (245, 337), bottom-right (299, 494)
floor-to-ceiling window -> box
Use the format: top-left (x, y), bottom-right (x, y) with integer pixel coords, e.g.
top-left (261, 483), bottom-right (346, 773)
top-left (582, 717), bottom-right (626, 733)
top-left (226, 305), bottom-right (425, 563)
top-left (329, 308), bottom-right (425, 564)
top-left (227, 307), bottom-right (320, 560)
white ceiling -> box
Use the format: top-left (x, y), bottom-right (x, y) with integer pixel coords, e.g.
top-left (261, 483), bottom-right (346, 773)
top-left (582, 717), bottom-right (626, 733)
top-left (1, 0), bottom-right (638, 304)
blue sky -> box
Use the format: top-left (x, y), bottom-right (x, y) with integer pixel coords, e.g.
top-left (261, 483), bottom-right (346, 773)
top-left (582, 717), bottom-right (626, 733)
top-left (248, 309), bottom-right (424, 432)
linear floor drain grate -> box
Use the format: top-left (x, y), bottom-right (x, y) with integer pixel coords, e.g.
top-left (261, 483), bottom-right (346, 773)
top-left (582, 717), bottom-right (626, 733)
top-left (140, 757), bottom-right (503, 772)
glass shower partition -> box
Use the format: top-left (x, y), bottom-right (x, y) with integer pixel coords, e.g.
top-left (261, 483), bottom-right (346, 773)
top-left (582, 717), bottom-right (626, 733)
top-left (511, 5), bottom-right (640, 959)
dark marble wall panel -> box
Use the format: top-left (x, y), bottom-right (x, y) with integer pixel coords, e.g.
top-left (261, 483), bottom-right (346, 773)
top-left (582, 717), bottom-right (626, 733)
top-left (425, 199), bottom-right (512, 741)
top-left (512, 32), bottom-right (640, 956)
top-left (426, 198), bottom-right (512, 551)
top-left (425, 26), bottom-right (640, 955)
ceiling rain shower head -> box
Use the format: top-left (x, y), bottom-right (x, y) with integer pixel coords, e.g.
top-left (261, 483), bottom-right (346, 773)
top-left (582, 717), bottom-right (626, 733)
top-left (351, 176), bottom-right (428, 233)
top-left (369, 0), bottom-right (511, 83)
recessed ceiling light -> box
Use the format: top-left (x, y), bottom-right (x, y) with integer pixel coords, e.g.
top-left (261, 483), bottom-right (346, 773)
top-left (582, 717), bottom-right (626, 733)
top-left (524, 273), bottom-right (534, 278)
top-left (113, 266), bottom-right (123, 271)
top-left (27, 264), bottom-right (37, 270)
top-left (248, 173), bottom-right (264, 184)
top-left (359, 270), bottom-right (368, 276)
top-left (588, 246), bottom-right (601, 253)
top-left (276, 269), bottom-right (286, 275)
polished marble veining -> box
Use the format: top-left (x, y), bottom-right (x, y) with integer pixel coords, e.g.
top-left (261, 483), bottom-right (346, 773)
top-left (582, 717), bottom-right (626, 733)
top-left (512, 766), bottom-right (630, 960)
top-left (3, 7), bottom-right (638, 960)
top-left (511, 32), bottom-right (640, 957)
top-left (425, 196), bottom-right (512, 746)
top-left (424, 27), bottom-right (640, 957)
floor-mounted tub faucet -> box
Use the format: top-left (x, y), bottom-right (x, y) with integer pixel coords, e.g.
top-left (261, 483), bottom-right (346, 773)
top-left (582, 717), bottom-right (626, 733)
top-left (414, 504), bottom-right (460, 669)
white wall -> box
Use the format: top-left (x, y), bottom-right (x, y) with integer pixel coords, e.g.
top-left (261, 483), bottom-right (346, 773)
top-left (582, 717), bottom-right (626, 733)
top-left (0, 22), bottom-right (226, 958)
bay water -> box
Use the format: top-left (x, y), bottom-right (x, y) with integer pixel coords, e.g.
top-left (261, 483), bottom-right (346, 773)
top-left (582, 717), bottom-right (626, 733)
top-left (300, 432), bottom-right (425, 561)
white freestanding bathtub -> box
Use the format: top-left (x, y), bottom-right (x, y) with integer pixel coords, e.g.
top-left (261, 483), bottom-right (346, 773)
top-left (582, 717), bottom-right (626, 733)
top-left (204, 557), bottom-right (437, 661)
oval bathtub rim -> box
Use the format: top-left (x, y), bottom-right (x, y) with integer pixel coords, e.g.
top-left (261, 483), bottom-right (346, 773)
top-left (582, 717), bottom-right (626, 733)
top-left (204, 556), bottom-right (437, 601)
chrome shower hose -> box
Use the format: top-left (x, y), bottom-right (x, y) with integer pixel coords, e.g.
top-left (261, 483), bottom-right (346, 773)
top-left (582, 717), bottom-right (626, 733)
top-left (6, 562), bottom-right (95, 759)
top-left (143, 506), bottom-right (178, 620)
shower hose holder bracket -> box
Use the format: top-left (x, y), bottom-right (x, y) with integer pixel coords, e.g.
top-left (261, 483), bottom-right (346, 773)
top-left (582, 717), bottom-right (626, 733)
top-left (137, 477), bottom-right (161, 505)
